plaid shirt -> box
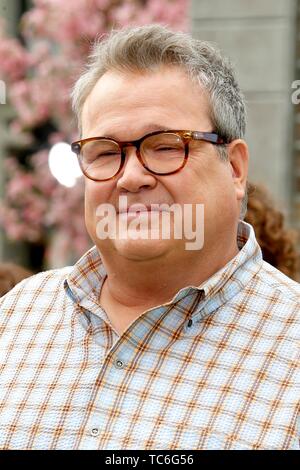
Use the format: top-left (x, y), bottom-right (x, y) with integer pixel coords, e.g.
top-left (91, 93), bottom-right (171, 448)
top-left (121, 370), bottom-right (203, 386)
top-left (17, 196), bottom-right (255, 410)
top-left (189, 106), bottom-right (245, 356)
top-left (0, 221), bottom-right (300, 450)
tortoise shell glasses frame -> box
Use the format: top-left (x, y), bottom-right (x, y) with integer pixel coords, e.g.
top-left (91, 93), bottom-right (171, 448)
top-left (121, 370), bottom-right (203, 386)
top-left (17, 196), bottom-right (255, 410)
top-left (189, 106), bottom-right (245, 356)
top-left (71, 129), bottom-right (228, 182)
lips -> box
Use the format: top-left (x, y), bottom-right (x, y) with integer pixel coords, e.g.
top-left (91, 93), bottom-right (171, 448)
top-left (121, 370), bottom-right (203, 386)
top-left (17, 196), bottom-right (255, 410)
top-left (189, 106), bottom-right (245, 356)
top-left (117, 203), bottom-right (169, 215)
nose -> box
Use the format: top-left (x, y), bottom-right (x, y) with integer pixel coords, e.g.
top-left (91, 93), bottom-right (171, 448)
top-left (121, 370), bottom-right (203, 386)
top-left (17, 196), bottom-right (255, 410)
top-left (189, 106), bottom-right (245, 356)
top-left (116, 145), bottom-right (157, 193)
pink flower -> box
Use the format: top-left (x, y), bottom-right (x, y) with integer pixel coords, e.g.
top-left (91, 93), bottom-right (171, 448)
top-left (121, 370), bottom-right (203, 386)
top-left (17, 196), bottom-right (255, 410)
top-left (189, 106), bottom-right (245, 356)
top-left (0, 0), bottom-right (189, 266)
top-left (6, 173), bottom-right (35, 199)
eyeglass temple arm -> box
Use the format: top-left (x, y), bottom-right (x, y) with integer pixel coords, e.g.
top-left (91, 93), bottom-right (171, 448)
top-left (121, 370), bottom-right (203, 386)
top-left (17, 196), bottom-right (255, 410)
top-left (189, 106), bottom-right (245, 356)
top-left (191, 131), bottom-right (227, 145)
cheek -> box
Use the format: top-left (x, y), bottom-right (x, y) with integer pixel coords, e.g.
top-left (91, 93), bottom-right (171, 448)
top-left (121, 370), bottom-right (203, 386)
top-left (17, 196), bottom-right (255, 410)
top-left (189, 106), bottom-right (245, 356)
top-left (181, 162), bottom-right (234, 208)
top-left (84, 183), bottom-right (96, 224)
top-left (84, 180), bottom-right (113, 209)
top-left (84, 182), bottom-right (108, 234)
top-left (84, 186), bottom-right (96, 240)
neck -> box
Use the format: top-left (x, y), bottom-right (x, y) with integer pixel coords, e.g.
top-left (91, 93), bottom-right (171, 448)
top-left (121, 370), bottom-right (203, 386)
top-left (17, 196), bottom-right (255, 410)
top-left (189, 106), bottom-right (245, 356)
top-left (98, 234), bottom-right (239, 334)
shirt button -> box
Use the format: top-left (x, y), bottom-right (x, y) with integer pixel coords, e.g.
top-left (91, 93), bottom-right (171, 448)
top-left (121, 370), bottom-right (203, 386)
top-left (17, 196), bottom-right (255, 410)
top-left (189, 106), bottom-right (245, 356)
top-left (90, 428), bottom-right (99, 437)
top-left (114, 359), bottom-right (125, 369)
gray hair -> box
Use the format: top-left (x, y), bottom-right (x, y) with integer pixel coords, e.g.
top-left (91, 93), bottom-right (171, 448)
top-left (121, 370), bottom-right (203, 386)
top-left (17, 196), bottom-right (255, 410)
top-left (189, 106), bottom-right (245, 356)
top-left (71, 24), bottom-right (248, 218)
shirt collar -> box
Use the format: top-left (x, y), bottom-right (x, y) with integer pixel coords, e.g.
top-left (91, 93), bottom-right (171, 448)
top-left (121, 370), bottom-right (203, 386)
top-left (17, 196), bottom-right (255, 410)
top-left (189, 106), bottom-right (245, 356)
top-left (189, 220), bottom-right (263, 321)
top-left (64, 246), bottom-right (107, 321)
top-left (65, 220), bottom-right (263, 322)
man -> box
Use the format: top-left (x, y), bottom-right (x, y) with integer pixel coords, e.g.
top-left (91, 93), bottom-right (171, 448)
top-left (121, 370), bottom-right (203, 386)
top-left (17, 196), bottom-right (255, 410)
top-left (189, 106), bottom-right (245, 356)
top-left (0, 24), bottom-right (299, 450)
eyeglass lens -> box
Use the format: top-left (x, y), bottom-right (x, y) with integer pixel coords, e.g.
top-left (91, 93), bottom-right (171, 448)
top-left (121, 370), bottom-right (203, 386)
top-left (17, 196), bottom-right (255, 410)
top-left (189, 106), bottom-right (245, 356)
top-left (79, 132), bottom-right (185, 179)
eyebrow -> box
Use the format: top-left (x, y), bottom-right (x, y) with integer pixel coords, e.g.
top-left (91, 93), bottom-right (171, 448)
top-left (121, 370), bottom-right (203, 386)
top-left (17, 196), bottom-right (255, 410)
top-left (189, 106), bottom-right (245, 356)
top-left (95, 124), bottom-right (168, 140)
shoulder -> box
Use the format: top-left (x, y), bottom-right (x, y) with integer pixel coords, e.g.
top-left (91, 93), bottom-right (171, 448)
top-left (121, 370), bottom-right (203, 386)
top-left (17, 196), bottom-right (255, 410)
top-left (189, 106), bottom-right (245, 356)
top-left (255, 261), bottom-right (300, 302)
top-left (0, 266), bottom-right (73, 310)
top-left (245, 260), bottom-right (300, 328)
top-left (227, 261), bottom-right (300, 347)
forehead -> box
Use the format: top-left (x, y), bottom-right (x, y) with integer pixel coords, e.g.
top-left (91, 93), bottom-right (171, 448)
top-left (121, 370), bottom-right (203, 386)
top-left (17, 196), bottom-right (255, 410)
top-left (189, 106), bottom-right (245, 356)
top-left (81, 66), bottom-right (211, 138)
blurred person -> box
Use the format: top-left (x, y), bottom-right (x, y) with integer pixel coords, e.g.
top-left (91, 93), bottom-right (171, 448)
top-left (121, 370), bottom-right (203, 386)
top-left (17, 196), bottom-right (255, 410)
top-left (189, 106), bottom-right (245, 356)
top-left (245, 183), bottom-right (299, 281)
top-left (0, 262), bottom-right (32, 297)
top-left (0, 25), bottom-right (299, 450)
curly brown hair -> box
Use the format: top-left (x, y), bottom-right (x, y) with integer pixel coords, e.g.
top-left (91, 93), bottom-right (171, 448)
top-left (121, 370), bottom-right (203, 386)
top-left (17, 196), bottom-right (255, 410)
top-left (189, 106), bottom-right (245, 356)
top-left (244, 183), bottom-right (299, 281)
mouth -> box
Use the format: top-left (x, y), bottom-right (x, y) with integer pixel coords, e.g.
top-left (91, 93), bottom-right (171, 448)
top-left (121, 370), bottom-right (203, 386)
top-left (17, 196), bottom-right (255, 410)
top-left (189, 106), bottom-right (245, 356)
top-left (117, 204), bottom-right (169, 215)
top-left (117, 205), bottom-right (172, 224)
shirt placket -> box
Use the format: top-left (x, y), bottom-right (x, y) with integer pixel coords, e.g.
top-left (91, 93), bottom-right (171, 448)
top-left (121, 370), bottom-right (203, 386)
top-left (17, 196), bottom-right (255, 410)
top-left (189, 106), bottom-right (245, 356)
top-left (78, 330), bottom-right (141, 449)
top-left (77, 301), bottom-right (193, 450)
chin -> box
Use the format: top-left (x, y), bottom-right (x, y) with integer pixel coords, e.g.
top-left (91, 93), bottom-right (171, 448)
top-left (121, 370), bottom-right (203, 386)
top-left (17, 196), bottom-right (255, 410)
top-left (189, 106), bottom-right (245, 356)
top-left (112, 236), bottom-right (174, 261)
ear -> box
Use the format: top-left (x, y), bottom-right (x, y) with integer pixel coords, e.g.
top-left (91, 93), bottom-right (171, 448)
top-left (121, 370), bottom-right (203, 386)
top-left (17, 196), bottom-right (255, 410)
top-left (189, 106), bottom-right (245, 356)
top-left (227, 139), bottom-right (249, 201)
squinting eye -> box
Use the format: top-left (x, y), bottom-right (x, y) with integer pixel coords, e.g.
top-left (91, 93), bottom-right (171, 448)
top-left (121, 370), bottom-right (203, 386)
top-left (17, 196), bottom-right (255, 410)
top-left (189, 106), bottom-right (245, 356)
top-left (158, 146), bottom-right (176, 150)
top-left (154, 146), bottom-right (182, 151)
top-left (97, 152), bottom-right (119, 157)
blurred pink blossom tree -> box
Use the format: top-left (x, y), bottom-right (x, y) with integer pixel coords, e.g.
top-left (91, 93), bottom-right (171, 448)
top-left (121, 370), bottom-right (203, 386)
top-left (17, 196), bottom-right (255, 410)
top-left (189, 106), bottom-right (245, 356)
top-left (0, 0), bottom-right (189, 268)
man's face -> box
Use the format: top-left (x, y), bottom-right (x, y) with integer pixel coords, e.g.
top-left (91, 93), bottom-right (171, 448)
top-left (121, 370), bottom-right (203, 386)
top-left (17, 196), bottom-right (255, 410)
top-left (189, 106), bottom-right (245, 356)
top-left (81, 65), bottom-right (247, 262)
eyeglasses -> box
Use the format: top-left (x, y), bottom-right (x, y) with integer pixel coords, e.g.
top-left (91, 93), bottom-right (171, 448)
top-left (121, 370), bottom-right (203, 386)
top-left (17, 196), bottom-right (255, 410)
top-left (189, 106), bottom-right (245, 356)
top-left (71, 130), bottom-right (228, 182)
